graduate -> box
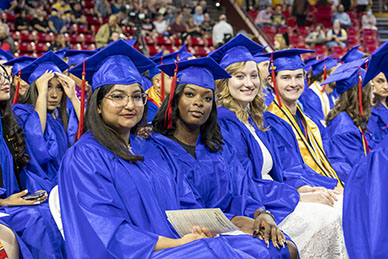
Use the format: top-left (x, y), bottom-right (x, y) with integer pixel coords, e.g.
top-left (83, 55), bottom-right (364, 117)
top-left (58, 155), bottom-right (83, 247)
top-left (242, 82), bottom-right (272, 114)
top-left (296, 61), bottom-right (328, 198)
top-left (363, 41), bottom-right (388, 145)
top-left (323, 59), bottom-right (374, 172)
top-left (140, 54), bottom-right (301, 257)
top-left (253, 53), bottom-right (273, 107)
top-left (211, 35), bottom-right (346, 258)
top-left (12, 52), bottom-right (80, 192)
top-left (62, 39), bottom-right (266, 259)
top-left (0, 63), bottom-right (66, 258)
top-left (146, 45), bottom-right (193, 122)
top-left (299, 56), bottom-right (338, 127)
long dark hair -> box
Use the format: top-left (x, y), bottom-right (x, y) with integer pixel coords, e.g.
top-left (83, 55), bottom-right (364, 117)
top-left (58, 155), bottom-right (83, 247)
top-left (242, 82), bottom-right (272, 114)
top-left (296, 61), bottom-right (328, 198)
top-left (85, 84), bottom-right (147, 162)
top-left (19, 77), bottom-right (69, 131)
top-left (0, 65), bottom-right (30, 169)
top-left (326, 83), bottom-right (372, 131)
top-left (152, 84), bottom-right (224, 152)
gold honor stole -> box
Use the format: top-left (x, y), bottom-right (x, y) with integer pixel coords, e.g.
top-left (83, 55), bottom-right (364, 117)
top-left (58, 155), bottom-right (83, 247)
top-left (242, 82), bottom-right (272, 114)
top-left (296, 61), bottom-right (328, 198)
top-left (267, 101), bottom-right (344, 188)
top-left (145, 86), bottom-right (162, 108)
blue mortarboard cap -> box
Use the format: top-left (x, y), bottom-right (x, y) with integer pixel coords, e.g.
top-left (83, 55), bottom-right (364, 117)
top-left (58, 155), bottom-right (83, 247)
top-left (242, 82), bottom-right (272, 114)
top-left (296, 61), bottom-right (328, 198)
top-left (124, 39), bottom-right (136, 46)
top-left (253, 53), bottom-right (270, 64)
top-left (54, 48), bottom-right (69, 58)
top-left (0, 49), bottom-right (14, 61)
top-left (68, 39), bottom-right (155, 91)
top-left (334, 58), bottom-right (368, 74)
top-left (340, 45), bottom-right (365, 63)
top-left (151, 50), bottom-right (164, 59)
top-left (3, 56), bottom-right (37, 75)
top-left (20, 51), bottom-right (69, 84)
top-left (321, 64), bottom-right (366, 95)
top-left (303, 56), bottom-right (322, 73)
top-left (158, 57), bottom-right (231, 91)
top-left (64, 49), bottom-right (98, 66)
top-left (209, 33), bottom-right (265, 69)
top-left (311, 55), bottom-right (338, 76)
top-left (148, 44), bottom-right (193, 79)
top-left (362, 41), bottom-right (388, 86)
top-left (262, 49), bottom-right (315, 73)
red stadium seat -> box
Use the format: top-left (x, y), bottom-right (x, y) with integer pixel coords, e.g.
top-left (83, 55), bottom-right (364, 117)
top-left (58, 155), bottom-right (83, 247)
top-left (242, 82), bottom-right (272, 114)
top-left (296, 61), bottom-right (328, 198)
top-left (314, 45), bottom-right (328, 56)
top-left (84, 34), bottom-right (95, 43)
top-left (10, 31), bottom-right (20, 41)
top-left (35, 42), bottom-right (50, 52)
top-left (287, 18), bottom-right (297, 27)
top-left (82, 1), bottom-right (94, 8)
top-left (332, 46), bottom-right (346, 56)
top-left (289, 35), bottom-right (301, 47)
top-left (190, 37), bottom-right (204, 46)
top-left (18, 42), bottom-right (35, 53)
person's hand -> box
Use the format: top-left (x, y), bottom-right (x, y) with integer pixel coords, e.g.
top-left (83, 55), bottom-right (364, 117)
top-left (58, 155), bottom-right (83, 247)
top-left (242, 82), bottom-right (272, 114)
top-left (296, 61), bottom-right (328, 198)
top-left (253, 210), bottom-right (285, 249)
top-left (57, 73), bottom-right (76, 100)
top-left (231, 216), bottom-right (255, 235)
top-left (179, 226), bottom-right (213, 246)
top-left (0, 190), bottom-right (47, 207)
top-left (299, 188), bottom-right (337, 207)
top-left (35, 70), bottom-right (54, 96)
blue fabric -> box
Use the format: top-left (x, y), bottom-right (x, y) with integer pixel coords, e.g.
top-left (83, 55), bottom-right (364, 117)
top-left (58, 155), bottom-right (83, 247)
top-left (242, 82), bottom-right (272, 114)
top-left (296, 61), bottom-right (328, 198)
top-left (147, 101), bottom-right (159, 123)
top-left (260, 49), bottom-right (315, 73)
top-left (264, 110), bottom-right (339, 189)
top-left (263, 85), bottom-right (274, 108)
top-left (66, 98), bottom-right (80, 145)
top-left (322, 66), bottom-right (366, 95)
top-left (368, 102), bottom-right (388, 145)
top-left (362, 41), bottom-right (388, 86)
top-left (343, 135), bottom-right (388, 259)
top-left (13, 104), bottom-right (69, 192)
top-left (324, 112), bottom-right (375, 179)
top-left (141, 75), bottom-right (153, 91)
top-left (3, 56), bottom-right (36, 75)
top-left (58, 132), bottom-right (263, 258)
top-left (340, 45), bottom-right (364, 63)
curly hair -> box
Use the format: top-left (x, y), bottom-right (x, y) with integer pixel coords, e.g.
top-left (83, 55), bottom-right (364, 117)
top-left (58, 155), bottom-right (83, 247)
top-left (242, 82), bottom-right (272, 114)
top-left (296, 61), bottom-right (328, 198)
top-left (152, 83), bottom-right (224, 152)
top-left (84, 84), bottom-right (147, 162)
top-left (215, 61), bottom-right (267, 131)
top-left (326, 83), bottom-right (372, 131)
top-left (0, 65), bottom-right (30, 170)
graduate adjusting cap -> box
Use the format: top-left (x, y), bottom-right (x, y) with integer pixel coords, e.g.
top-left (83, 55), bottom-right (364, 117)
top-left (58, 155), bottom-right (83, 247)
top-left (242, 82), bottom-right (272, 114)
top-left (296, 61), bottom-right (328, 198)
top-left (362, 40), bottom-right (388, 87)
top-left (209, 33), bottom-right (265, 69)
top-left (158, 57), bottom-right (231, 129)
top-left (3, 56), bottom-right (37, 75)
top-left (68, 39), bottom-right (155, 91)
top-left (0, 48), bottom-right (14, 61)
top-left (20, 51), bottom-right (69, 85)
top-left (64, 49), bottom-right (98, 66)
top-left (340, 45), bottom-right (365, 63)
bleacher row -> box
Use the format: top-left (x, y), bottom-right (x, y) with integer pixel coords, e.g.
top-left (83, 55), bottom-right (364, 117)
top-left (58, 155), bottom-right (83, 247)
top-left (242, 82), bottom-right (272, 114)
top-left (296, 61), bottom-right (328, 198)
top-left (1, 0), bottom-right (216, 57)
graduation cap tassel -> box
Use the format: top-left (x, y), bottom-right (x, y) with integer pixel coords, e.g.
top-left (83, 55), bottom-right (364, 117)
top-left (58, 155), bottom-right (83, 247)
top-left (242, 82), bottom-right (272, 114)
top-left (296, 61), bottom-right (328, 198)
top-left (365, 59), bottom-right (368, 71)
top-left (77, 59), bottom-right (86, 140)
top-left (270, 52), bottom-right (282, 108)
top-left (321, 60), bottom-right (327, 93)
top-left (160, 56), bottom-right (165, 102)
top-left (12, 70), bottom-right (21, 105)
top-left (164, 60), bottom-right (179, 129)
top-left (358, 67), bottom-right (364, 116)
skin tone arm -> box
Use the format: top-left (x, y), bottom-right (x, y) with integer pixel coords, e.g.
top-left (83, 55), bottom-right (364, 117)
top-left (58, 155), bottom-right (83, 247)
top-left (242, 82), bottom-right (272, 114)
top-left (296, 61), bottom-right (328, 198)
top-left (0, 190), bottom-right (48, 207)
top-left (35, 71), bottom-right (54, 133)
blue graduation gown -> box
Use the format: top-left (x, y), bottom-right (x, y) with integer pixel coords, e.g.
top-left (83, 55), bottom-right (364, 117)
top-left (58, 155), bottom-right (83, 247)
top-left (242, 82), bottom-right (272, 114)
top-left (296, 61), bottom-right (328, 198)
top-left (264, 111), bottom-right (339, 189)
top-left (147, 101), bottom-right (159, 123)
top-left (0, 126), bottom-right (65, 258)
top-left (66, 97), bottom-right (80, 145)
top-left (58, 132), bottom-right (257, 259)
top-left (324, 112), bottom-right (375, 173)
top-left (263, 85), bottom-right (274, 108)
top-left (368, 102), bottom-right (388, 145)
top-left (12, 104), bottom-right (69, 192)
top-left (218, 107), bottom-right (336, 189)
top-left (343, 135), bottom-right (388, 259)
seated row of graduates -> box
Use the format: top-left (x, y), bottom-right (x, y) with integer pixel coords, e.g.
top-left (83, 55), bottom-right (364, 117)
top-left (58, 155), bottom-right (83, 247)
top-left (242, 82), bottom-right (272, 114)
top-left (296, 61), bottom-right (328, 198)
top-left (1, 34), bottom-right (387, 258)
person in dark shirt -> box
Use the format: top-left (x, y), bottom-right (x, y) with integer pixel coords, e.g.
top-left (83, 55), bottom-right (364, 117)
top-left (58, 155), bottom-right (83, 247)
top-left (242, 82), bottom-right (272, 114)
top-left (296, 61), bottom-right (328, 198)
top-left (14, 8), bottom-right (30, 32)
top-left (70, 2), bottom-right (87, 25)
top-left (32, 9), bottom-right (50, 33)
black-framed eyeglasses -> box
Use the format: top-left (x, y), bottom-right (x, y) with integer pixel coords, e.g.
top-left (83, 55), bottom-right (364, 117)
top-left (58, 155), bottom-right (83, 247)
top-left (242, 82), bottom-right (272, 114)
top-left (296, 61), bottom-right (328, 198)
top-left (105, 92), bottom-right (148, 107)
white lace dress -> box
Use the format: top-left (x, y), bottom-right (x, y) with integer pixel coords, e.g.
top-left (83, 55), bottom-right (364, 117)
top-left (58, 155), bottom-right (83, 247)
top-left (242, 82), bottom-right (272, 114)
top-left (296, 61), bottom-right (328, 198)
top-left (244, 123), bottom-right (348, 259)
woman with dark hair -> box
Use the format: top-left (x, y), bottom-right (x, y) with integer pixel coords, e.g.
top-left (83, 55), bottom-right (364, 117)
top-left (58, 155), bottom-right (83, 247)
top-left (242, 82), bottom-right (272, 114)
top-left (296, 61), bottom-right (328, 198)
top-left (324, 61), bottom-right (374, 171)
top-left (60, 39), bottom-right (258, 258)
top-left (12, 51), bottom-right (80, 192)
top-left (142, 56), bottom-right (299, 258)
top-left (0, 63), bottom-right (66, 258)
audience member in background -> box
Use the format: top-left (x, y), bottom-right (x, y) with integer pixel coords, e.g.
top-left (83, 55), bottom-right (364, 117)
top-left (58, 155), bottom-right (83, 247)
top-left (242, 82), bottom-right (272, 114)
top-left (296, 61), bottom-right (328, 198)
top-left (326, 19), bottom-right (347, 49)
top-left (32, 9), bottom-right (50, 33)
top-left (274, 34), bottom-right (288, 50)
top-left (186, 16), bottom-right (202, 37)
top-left (51, 0), bottom-right (72, 24)
top-left (361, 6), bottom-right (377, 31)
top-left (332, 4), bottom-right (352, 28)
top-left (153, 14), bottom-right (168, 35)
top-left (6, 0), bottom-right (33, 14)
top-left (292, 0), bottom-right (309, 26)
top-left (255, 5), bottom-right (273, 27)
top-left (193, 6), bottom-right (204, 25)
top-left (95, 14), bottom-right (122, 47)
top-left (48, 9), bottom-right (67, 34)
top-left (14, 8), bottom-right (30, 33)
top-left (139, 15), bottom-right (157, 37)
top-left (200, 13), bottom-right (214, 38)
top-left (181, 5), bottom-right (191, 24)
top-left (305, 23), bottom-right (326, 48)
top-left (169, 14), bottom-right (186, 36)
top-left (272, 5), bottom-right (286, 28)
top-left (95, 0), bottom-right (112, 22)
top-left (164, 6), bottom-right (177, 25)
top-left (49, 34), bottom-right (69, 51)
top-left (70, 2), bottom-right (87, 25)
top-left (199, 0), bottom-right (208, 14)
top-left (0, 24), bottom-right (15, 54)
top-left (212, 14), bottom-right (233, 48)
top-left (111, 0), bottom-right (123, 14)
top-left (357, 0), bottom-right (372, 14)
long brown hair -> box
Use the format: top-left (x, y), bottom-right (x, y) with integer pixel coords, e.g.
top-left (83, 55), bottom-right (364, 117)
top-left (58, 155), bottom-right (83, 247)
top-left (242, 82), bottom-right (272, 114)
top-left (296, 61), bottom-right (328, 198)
top-left (216, 61), bottom-right (267, 131)
top-left (326, 83), bottom-right (372, 131)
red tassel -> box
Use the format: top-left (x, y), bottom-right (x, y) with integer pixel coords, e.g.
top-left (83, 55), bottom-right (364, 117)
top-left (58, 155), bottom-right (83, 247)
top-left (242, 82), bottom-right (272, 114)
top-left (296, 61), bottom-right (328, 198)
top-left (358, 67), bottom-right (363, 116)
top-left (12, 70), bottom-right (21, 105)
top-left (160, 56), bottom-right (165, 101)
top-left (270, 52), bottom-right (282, 108)
top-left (77, 59), bottom-right (86, 140)
top-left (365, 59), bottom-right (368, 71)
top-left (321, 60), bottom-right (327, 93)
top-left (164, 60), bottom-right (179, 129)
